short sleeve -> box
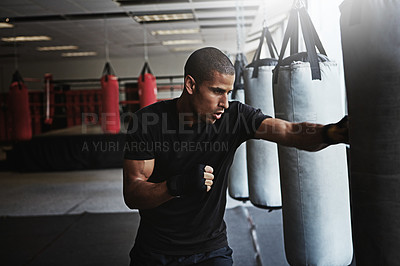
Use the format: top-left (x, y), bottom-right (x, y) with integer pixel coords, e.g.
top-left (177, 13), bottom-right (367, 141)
top-left (124, 115), bottom-right (156, 160)
top-left (237, 102), bottom-right (271, 143)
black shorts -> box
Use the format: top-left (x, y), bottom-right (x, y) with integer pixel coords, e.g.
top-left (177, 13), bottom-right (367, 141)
top-left (129, 245), bottom-right (233, 266)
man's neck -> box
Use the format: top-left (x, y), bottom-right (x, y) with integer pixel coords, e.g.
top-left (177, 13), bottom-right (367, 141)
top-left (176, 95), bottom-right (197, 127)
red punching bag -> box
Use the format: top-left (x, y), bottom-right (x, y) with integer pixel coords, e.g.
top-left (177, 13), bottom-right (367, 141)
top-left (138, 62), bottom-right (157, 108)
top-left (8, 71), bottom-right (32, 141)
top-left (101, 62), bottom-right (120, 134)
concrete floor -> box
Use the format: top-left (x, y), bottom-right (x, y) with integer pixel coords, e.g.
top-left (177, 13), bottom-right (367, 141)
top-left (0, 169), bottom-right (130, 216)
top-left (0, 168), bottom-right (289, 266)
top-left (0, 169), bottom-right (252, 217)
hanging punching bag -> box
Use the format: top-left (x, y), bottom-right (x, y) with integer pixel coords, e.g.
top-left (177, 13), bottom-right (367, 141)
top-left (138, 62), bottom-right (157, 108)
top-left (244, 26), bottom-right (281, 209)
top-left (273, 7), bottom-right (353, 265)
top-left (101, 62), bottom-right (120, 134)
top-left (7, 71), bottom-right (32, 141)
top-left (341, 1), bottom-right (400, 264)
top-left (228, 53), bottom-right (249, 201)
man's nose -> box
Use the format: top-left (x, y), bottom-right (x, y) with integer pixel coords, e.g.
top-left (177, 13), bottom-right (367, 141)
top-left (219, 93), bottom-right (229, 109)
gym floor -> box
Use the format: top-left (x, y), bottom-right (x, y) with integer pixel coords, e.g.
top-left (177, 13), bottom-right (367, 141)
top-left (0, 169), bottom-right (288, 266)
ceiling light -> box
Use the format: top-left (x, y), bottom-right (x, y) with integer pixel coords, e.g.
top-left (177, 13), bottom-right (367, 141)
top-left (1, 36), bottom-right (51, 42)
top-left (37, 45), bottom-right (78, 51)
top-left (61, 52), bottom-right (97, 57)
top-left (151, 28), bottom-right (200, 36)
top-left (0, 23), bottom-right (14, 29)
top-left (162, 39), bottom-right (203, 46)
top-left (171, 46), bottom-right (201, 52)
top-left (133, 13), bottom-right (193, 23)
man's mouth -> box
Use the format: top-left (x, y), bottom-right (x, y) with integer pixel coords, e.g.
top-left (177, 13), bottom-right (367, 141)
top-left (213, 111), bottom-right (224, 120)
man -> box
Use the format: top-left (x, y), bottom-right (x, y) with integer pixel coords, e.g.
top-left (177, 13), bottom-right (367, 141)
top-left (123, 47), bottom-right (348, 265)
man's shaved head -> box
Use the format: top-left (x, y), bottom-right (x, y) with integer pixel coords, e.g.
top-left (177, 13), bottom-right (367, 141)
top-left (184, 47), bottom-right (235, 84)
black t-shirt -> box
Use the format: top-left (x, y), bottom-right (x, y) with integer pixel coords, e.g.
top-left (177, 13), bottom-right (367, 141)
top-left (124, 98), bottom-right (269, 255)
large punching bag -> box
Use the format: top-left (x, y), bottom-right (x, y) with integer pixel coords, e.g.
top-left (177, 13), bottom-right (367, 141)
top-left (340, 1), bottom-right (400, 264)
top-left (138, 62), bottom-right (157, 108)
top-left (101, 62), bottom-right (120, 134)
top-left (244, 26), bottom-right (281, 209)
top-left (228, 53), bottom-right (249, 201)
top-left (7, 71), bottom-right (32, 141)
top-left (273, 7), bottom-right (353, 265)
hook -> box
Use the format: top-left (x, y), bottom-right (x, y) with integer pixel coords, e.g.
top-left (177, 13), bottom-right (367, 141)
top-left (294, 0), bottom-right (306, 9)
top-left (262, 19), bottom-right (268, 28)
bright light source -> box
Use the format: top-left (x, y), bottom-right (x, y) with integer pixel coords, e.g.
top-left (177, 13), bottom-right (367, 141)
top-left (133, 13), bottom-right (193, 23)
top-left (151, 28), bottom-right (200, 36)
top-left (162, 39), bottom-right (203, 46)
top-left (171, 46), bottom-right (200, 52)
top-left (0, 22), bottom-right (14, 29)
top-left (1, 36), bottom-right (51, 42)
top-left (61, 52), bottom-right (97, 57)
top-left (37, 45), bottom-right (78, 51)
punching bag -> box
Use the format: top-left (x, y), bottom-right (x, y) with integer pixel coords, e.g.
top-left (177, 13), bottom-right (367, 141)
top-left (7, 71), bottom-right (32, 141)
top-left (273, 7), bottom-right (352, 265)
top-left (244, 26), bottom-right (281, 209)
top-left (228, 53), bottom-right (249, 201)
top-left (341, 1), bottom-right (400, 264)
top-left (138, 62), bottom-right (157, 108)
top-left (101, 62), bottom-right (120, 134)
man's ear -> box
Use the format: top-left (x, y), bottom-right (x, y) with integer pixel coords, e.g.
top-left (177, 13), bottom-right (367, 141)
top-left (184, 75), bottom-right (196, 95)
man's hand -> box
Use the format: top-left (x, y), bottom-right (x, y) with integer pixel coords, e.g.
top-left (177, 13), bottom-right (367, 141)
top-left (322, 115), bottom-right (349, 145)
top-left (167, 164), bottom-right (214, 197)
top-left (204, 165), bottom-right (214, 192)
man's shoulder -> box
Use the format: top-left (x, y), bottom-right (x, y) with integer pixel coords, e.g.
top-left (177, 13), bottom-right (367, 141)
top-left (126, 99), bottom-right (176, 133)
top-left (134, 99), bottom-right (176, 116)
top-left (227, 100), bottom-right (255, 114)
top-left (227, 100), bottom-right (240, 112)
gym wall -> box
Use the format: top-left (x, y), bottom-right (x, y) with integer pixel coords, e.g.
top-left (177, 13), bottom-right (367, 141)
top-left (0, 53), bottom-right (188, 92)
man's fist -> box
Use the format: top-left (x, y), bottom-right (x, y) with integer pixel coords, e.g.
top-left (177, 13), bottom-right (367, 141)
top-left (204, 165), bottom-right (214, 192)
top-left (167, 164), bottom-right (214, 197)
top-left (322, 115), bottom-right (349, 145)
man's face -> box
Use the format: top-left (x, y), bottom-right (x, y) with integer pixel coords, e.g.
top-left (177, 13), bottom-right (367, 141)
top-left (189, 71), bottom-right (234, 124)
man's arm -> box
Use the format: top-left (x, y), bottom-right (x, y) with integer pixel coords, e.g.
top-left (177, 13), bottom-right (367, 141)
top-left (123, 159), bottom-right (215, 210)
top-left (254, 117), bottom-right (348, 151)
top-left (123, 159), bottom-right (173, 210)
